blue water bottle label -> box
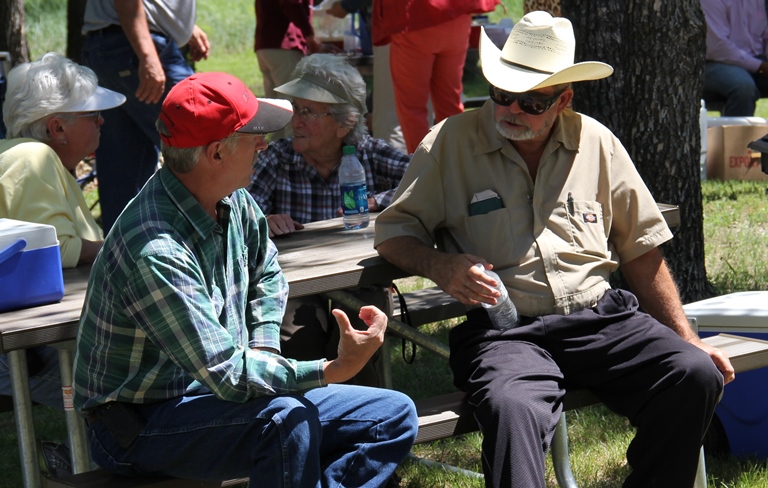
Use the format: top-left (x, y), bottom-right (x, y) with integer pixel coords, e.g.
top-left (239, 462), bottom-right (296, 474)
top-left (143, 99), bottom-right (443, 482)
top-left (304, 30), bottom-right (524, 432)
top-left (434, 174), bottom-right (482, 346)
top-left (341, 183), bottom-right (369, 216)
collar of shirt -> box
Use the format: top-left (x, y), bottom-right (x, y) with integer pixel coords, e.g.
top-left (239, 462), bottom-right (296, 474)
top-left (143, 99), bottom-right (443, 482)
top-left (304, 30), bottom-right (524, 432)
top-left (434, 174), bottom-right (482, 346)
top-left (158, 165), bottom-right (232, 240)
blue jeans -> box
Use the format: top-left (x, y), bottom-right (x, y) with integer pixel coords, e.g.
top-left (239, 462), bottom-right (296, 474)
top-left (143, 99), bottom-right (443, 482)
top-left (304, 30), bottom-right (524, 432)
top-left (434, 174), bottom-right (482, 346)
top-left (703, 61), bottom-right (768, 116)
top-left (87, 384), bottom-right (418, 486)
top-left (81, 29), bottom-right (194, 233)
top-left (0, 346), bottom-right (63, 410)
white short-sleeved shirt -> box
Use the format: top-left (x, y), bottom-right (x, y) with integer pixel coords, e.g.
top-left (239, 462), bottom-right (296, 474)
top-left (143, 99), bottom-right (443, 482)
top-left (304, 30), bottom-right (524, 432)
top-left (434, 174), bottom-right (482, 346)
top-left (82, 0), bottom-right (196, 47)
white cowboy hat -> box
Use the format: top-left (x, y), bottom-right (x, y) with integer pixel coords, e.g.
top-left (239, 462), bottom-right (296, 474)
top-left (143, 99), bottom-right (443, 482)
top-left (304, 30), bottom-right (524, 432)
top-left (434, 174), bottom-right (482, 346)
top-left (480, 11), bottom-right (614, 93)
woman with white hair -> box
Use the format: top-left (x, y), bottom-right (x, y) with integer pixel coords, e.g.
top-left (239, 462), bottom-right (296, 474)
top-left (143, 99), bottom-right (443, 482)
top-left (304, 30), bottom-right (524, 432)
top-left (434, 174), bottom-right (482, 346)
top-left (0, 53), bottom-right (124, 473)
top-left (1, 51), bottom-right (125, 267)
top-left (249, 53), bottom-right (409, 388)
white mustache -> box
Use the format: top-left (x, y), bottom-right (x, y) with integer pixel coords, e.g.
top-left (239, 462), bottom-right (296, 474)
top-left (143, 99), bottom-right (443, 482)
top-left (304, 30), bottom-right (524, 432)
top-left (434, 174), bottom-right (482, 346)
top-left (498, 115), bottom-right (530, 129)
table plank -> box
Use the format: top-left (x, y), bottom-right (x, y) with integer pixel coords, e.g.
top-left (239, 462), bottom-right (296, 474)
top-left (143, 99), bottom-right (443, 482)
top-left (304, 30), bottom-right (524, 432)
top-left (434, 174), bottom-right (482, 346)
top-left (274, 217), bottom-right (405, 298)
top-left (658, 202), bottom-right (681, 229)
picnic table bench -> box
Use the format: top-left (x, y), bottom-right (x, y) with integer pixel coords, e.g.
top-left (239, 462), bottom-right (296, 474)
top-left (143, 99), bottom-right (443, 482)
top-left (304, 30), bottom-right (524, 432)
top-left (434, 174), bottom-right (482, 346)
top-left (47, 331), bottom-right (768, 488)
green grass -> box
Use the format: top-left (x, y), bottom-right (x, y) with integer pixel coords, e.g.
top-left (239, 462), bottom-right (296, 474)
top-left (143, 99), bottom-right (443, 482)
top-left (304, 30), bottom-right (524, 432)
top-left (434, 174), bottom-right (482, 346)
top-left (702, 181), bottom-right (768, 294)
top-left (23, 0), bottom-right (67, 58)
top-left (7, 0), bottom-right (768, 486)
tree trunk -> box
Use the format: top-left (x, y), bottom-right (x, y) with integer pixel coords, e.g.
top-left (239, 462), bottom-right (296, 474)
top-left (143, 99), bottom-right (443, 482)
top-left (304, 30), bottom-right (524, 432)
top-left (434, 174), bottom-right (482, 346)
top-left (524, 0), bottom-right (561, 16)
top-left (67, 0), bottom-right (87, 63)
top-left (561, 0), bottom-right (714, 303)
top-left (0, 0), bottom-right (30, 66)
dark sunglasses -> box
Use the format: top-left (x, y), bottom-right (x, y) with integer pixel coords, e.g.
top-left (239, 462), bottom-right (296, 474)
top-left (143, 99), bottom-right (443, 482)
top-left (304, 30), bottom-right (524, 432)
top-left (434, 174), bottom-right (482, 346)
top-left (488, 85), bottom-right (565, 115)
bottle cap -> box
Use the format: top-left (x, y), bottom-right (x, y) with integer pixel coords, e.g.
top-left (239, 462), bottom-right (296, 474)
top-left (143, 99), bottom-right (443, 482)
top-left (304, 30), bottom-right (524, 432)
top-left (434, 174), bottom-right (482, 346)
top-left (343, 145), bottom-right (356, 155)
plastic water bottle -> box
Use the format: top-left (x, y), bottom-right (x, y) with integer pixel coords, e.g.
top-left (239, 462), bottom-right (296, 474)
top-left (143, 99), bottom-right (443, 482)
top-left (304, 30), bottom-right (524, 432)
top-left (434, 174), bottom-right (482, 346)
top-left (339, 145), bottom-right (369, 229)
top-left (474, 263), bottom-right (519, 329)
top-left (343, 14), bottom-right (360, 54)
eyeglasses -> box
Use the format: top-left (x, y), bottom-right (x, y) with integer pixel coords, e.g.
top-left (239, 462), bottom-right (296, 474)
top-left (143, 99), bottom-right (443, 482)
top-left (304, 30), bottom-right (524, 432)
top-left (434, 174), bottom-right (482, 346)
top-left (488, 86), bottom-right (565, 115)
top-left (68, 111), bottom-right (102, 122)
top-left (291, 104), bottom-right (333, 121)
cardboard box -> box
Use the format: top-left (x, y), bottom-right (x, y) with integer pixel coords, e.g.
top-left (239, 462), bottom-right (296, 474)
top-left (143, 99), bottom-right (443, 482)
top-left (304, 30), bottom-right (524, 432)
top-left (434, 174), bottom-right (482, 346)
top-left (706, 123), bottom-right (768, 181)
top-left (0, 218), bottom-right (64, 312)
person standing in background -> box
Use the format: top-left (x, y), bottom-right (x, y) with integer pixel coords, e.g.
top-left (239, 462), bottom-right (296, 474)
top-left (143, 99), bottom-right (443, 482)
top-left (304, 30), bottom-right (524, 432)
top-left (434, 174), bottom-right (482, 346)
top-left (81, 0), bottom-right (210, 233)
top-left (702, 0), bottom-right (768, 116)
top-left (372, 0), bottom-right (500, 154)
top-left (327, 0), bottom-right (407, 153)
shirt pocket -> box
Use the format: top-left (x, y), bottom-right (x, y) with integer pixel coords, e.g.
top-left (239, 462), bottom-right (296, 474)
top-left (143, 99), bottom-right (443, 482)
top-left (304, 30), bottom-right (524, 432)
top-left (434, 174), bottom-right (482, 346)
top-left (563, 200), bottom-right (609, 258)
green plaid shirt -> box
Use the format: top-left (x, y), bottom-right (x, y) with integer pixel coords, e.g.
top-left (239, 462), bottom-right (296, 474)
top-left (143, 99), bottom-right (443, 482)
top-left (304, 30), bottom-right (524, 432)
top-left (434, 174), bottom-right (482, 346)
top-left (74, 166), bottom-right (324, 413)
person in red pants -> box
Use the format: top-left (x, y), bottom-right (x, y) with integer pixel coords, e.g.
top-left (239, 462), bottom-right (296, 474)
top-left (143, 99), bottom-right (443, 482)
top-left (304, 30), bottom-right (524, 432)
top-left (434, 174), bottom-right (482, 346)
top-left (372, 0), bottom-right (499, 154)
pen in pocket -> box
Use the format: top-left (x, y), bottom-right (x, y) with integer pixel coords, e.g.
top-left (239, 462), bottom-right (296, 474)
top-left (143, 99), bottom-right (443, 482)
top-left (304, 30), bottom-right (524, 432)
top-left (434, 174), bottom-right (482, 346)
top-left (567, 192), bottom-right (574, 216)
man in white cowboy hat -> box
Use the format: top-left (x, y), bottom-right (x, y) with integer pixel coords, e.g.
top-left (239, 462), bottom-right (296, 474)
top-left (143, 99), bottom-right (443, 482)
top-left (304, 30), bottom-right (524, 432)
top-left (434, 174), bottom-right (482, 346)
top-left (375, 10), bottom-right (734, 488)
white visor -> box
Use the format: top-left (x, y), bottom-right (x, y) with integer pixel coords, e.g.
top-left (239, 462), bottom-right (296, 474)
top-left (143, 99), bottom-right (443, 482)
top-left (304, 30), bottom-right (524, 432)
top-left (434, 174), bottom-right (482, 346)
top-left (58, 86), bottom-right (126, 113)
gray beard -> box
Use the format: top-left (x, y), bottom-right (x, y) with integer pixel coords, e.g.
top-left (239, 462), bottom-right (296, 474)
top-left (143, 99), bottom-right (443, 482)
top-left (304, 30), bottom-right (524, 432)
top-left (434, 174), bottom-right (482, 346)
top-left (495, 120), bottom-right (535, 140)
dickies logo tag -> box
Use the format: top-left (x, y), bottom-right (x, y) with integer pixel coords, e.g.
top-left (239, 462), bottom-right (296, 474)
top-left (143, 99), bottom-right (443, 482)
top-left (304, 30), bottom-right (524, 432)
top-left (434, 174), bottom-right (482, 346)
top-left (582, 213), bottom-right (598, 223)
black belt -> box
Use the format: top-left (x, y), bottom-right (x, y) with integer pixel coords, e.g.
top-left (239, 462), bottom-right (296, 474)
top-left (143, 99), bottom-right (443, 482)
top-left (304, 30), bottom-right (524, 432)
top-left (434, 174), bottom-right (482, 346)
top-left (87, 24), bottom-right (124, 37)
top-left (88, 24), bottom-right (166, 37)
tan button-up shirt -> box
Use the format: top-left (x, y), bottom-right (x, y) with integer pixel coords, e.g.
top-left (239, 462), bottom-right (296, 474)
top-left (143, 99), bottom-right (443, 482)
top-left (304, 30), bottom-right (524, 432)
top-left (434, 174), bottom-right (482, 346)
top-left (374, 102), bottom-right (672, 317)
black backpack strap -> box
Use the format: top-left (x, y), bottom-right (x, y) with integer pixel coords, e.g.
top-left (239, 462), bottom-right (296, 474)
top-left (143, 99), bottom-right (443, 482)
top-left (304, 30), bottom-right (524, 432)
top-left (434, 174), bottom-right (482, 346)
top-left (391, 282), bottom-right (416, 364)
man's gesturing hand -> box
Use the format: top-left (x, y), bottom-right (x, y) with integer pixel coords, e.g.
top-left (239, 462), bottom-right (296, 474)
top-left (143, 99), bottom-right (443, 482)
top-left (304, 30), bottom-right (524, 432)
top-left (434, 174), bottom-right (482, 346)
top-left (323, 306), bottom-right (387, 384)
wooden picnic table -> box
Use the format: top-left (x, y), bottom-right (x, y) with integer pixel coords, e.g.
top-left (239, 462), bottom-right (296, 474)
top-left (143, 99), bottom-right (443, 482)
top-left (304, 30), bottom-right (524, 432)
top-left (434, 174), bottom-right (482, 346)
top-left (0, 216), bottom-right (406, 488)
top-left (0, 206), bottom-right (682, 488)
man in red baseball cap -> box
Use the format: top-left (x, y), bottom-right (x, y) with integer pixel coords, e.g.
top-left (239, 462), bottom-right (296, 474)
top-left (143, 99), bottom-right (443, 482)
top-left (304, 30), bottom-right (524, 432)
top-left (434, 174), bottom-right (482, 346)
top-left (73, 72), bottom-right (417, 486)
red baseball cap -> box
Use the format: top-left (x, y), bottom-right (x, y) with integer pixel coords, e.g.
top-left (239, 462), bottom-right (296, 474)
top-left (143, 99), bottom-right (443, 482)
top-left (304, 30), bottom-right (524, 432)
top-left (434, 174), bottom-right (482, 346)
top-left (158, 72), bottom-right (293, 148)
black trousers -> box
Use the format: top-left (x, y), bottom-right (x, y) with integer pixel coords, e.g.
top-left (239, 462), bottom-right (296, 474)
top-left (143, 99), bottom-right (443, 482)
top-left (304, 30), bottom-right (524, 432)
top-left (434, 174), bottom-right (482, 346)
top-left (449, 289), bottom-right (723, 488)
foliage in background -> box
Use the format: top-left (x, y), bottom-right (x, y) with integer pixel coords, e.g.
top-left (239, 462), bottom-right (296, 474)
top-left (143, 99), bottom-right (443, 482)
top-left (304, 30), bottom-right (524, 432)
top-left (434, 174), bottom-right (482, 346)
top-left (24, 0), bottom-right (66, 57)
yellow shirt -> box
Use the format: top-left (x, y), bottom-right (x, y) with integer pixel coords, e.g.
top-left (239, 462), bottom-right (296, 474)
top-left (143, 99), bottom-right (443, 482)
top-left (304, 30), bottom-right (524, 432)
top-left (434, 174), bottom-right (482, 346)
top-left (374, 102), bottom-right (673, 317)
top-left (0, 138), bottom-right (103, 268)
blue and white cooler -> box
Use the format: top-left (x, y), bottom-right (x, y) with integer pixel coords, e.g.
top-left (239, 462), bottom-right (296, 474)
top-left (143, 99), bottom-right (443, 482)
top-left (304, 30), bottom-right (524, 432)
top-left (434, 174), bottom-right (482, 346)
top-left (0, 218), bottom-right (64, 312)
top-left (684, 292), bottom-right (768, 459)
